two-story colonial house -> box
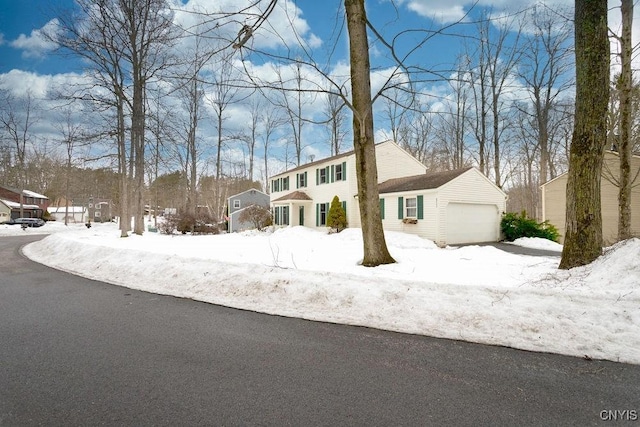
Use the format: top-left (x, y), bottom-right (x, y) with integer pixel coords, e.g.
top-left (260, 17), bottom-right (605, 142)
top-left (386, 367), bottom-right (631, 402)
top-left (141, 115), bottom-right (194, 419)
top-left (270, 140), bottom-right (507, 246)
top-left (270, 140), bottom-right (427, 230)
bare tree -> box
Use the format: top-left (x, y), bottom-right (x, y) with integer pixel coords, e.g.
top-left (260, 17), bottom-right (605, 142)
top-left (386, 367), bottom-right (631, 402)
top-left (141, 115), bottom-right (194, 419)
top-left (0, 90), bottom-right (39, 194)
top-left (559, 0), bottom-right (609, 269)
top-left (52, 0), bottom-right (178, 236)
top-left (519, 6), bottom-right (573, 188)
top-left (260, 106), bottom-right (285, 193)
top-left (614, 0), bottom-right (634, 241)
top-left (345, 0), bottom-right (395, 266)
top-left (55, 107), bottom-right (86, 225)
top-left (323, 92), bottom-right (349, 156)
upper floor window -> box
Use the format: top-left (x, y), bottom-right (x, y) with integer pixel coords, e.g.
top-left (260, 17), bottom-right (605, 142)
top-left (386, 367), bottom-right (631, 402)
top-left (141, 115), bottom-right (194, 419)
top-left (319, 168), bottom-right (328, 184)
top-left (335, 163), bottom-right (344, 181)
top-left (233, 200), bottom-right (241, 209)
top-left (297, 171), bottom-right (307, 188)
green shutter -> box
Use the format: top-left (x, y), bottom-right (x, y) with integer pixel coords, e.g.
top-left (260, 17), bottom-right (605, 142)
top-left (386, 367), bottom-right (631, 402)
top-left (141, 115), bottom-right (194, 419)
top-left (342, 161), bottom-right (347, 180)
top-left (296, 174), bottom-right (299, 189)
top-left (316, 169), bottom-right (319, 185)
top-left (417, 195), bottom-right (424, 220)
top-left (331, 165), bottom-right (335, 183)
top-left (380, 198), bottom-right (385, 220)
top-left (341, 201), bottom-right (346, 221)
top-left (316, 203), bottom-right (319, 226)
top-left (325, 166), bottom-right (330, 184)
top-left (299, 206), bottom-right (304, 226)
top-left (398, 197), bottom-right (404, 219)
top-left (304, 171), bottom-right (308, 187)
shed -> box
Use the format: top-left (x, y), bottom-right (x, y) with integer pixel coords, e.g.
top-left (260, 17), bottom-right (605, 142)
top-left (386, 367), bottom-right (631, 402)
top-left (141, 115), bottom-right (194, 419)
top-left (378, 167), bottom-right (508, 246)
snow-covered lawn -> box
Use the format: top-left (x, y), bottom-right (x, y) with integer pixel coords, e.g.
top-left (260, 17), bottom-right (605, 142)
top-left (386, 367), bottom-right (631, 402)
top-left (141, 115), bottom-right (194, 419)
top-left (7, 220), bottom-right (639, 365)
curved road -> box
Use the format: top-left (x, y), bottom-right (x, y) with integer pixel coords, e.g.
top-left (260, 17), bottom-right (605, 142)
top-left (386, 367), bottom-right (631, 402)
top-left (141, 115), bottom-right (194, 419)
top-left (1, 235), bottom-right (638, 426)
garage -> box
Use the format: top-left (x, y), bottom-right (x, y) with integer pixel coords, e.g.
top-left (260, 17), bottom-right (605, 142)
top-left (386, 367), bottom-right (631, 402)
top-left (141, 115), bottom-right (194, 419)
top-left (446, 203), bottom-right (500, 244)
top-left (378, 167), bottom-right (507, 246)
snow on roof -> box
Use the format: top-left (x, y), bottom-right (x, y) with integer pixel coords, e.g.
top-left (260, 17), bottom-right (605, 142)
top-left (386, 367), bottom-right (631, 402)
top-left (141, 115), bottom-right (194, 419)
top-left (22, 189), bottom-right (48, 199)
top-left (0, 199), bottom-right (40, 209)
top-left (49, 206), bottom-right (86, 214)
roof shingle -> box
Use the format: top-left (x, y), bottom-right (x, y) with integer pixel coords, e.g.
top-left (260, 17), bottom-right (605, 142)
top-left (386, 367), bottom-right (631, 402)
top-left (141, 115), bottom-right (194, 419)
top-left (378, 167), bottom-right (473, 194)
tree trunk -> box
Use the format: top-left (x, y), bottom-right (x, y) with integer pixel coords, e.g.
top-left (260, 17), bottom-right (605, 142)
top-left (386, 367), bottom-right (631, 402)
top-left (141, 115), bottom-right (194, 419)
top-left (559, 0), bottom-right (609, 269)
top-left (618, 0), bottom-right (633, 241)
top-left (345, 0), bottom-right (395, 267)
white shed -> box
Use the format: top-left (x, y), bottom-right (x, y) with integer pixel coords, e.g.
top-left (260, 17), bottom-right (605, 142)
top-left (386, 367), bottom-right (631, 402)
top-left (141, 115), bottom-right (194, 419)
top-left (378, 167), bottom-right (507, 246)
top-left (49, 206), bottom-right (87, 223)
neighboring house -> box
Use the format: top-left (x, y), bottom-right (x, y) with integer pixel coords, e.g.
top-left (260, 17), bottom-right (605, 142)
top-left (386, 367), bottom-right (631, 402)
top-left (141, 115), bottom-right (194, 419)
top-left (227, 189), bottom-right (270, 232)
top-left (269, 140), bottom-right (507, 245)
top-left (0, 186), bottom-right (49, 219)
top-left (0, 200), bottom-right (12, 223)
top-left (49, 206), bottom-right (87, 223)
top-left (88, 198), bottom-right (113, 222)
top-left (541, 150), bottom-right (640, 245)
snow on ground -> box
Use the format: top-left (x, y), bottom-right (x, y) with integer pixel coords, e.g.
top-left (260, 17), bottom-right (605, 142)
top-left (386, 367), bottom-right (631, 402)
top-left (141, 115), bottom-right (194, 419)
top-left (509, 237), bottom-right (564, 252)
top-left (7, 220), bottom-right (640, 365)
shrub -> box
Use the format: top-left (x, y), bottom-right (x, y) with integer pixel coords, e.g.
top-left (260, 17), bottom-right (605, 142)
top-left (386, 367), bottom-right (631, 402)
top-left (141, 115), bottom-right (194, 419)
top-left (501, 211), bottom-right (560, 242)
top-left (158, 214), bottom-right (178, 235)
top-left (238, 205), bottom-right (272, 231)
top-left (327, 195), bottom-right (347, 233)
top-left (161, 212), bottom-right (220, 235)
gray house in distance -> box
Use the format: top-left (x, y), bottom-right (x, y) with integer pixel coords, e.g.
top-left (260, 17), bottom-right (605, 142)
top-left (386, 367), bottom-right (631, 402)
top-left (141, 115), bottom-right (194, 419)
top-left (227, 189), bottom-right (270, 232)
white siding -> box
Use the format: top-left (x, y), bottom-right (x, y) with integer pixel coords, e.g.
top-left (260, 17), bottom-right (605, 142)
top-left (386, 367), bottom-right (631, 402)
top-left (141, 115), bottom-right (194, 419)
top-left (435, 169), bottom-right (506, 245)
top-left (270, 141), bottom-right (428, 230)
top-left (380, 192), bottom-right (437, 238)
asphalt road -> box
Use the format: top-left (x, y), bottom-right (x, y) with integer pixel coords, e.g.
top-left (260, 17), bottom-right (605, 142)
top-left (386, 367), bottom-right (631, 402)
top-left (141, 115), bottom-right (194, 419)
top-left (1, 235), bottom-right (638, 426)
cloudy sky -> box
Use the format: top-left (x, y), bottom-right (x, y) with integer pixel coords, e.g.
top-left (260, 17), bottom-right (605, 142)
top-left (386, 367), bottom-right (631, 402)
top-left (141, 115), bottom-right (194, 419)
top-left (0, 0), bottom-right (634, 184)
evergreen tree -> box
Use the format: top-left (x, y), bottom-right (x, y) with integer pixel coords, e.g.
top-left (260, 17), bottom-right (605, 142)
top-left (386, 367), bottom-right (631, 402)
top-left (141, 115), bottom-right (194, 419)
top-left (327, 195), bottom-right (347, 233)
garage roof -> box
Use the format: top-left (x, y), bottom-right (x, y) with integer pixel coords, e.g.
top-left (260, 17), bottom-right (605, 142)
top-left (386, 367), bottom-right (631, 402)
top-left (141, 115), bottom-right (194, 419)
top-left (378, 167), bottom-right (472, 194)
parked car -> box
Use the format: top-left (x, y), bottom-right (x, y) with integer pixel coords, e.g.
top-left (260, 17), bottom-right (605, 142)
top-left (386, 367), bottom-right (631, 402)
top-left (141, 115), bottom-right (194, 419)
top-left (4, 218), bottom-right (45, 227)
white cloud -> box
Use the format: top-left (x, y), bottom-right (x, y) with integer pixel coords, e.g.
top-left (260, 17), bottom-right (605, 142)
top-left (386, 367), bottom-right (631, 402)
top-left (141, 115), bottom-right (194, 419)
top-left (397, 0), bottom-right (574, 24)
top-left (10, 19), bottom-right (60, 59)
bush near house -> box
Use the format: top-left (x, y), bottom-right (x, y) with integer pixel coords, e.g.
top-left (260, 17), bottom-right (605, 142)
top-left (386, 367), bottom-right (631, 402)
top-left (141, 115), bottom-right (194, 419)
top-left (327, 195), bottom-right (347, 233)
top-left (501, 211), bottom-right (560, 242)
top-left (238, 205), bottom-right (272, 231)
top-left (159, 212), bottom-right (219, 235)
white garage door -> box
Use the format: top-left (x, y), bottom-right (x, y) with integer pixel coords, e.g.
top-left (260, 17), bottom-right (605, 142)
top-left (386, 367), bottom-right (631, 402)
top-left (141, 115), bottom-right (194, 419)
top-left (446, 203), bottom-right (499, 244)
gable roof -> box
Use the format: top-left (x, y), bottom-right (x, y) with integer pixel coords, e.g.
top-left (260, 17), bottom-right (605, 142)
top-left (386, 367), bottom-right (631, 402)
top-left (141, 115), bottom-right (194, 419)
top-left (378, 167), bottom-right (473, 194)
top-left (228, 188), bottom-right (269, 200)
top-left (272, 190), bottom-right (313, 202)
top-left (0, 185), bottom-right (48, 199)
top-left (271, 140), bottom-right (402, 178)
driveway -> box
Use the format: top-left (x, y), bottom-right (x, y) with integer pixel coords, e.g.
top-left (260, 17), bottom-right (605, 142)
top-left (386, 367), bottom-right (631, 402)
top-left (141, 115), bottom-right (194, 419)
top-left (1, 235), bottom-right (638, 426)
top-left (453, 241), bottom-right (562, 257)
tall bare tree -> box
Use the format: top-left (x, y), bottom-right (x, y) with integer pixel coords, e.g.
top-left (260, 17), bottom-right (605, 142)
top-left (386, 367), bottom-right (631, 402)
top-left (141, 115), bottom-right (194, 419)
top-left (615, 0), bottom-right (634, 241)
top-left (53, 0), bottom-right (177, 236)
top-left (0, 90), bottom-right (39, 194)
top-left (345, 0), bottom-right (395, 266)
top-left (520, 6), bottom-right (573, 187)
top-left (559, 0), bottom-right (609, 269)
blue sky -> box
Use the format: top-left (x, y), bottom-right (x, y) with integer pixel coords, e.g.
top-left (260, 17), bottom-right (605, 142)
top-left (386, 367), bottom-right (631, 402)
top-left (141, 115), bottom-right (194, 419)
top-left (0, 0), bottom-right (630, 184)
